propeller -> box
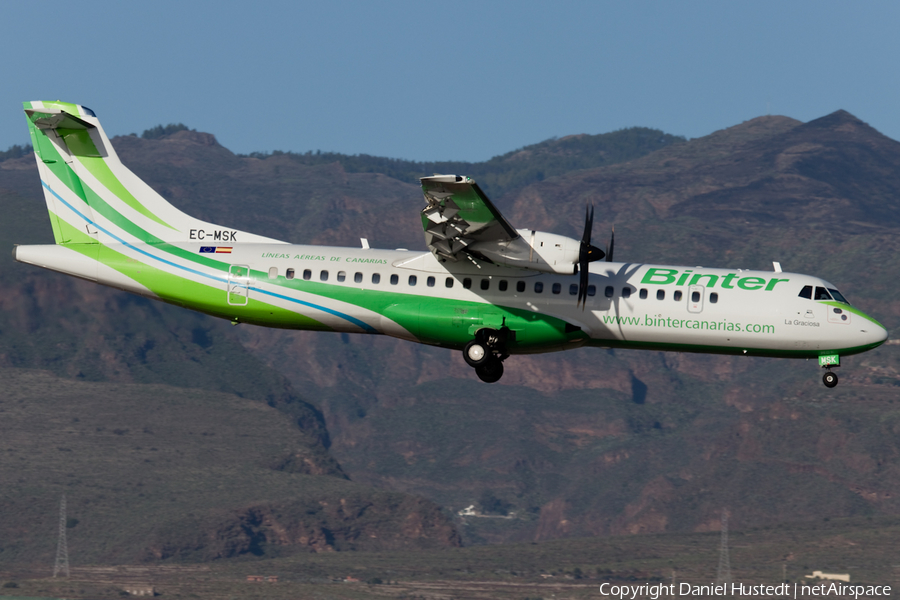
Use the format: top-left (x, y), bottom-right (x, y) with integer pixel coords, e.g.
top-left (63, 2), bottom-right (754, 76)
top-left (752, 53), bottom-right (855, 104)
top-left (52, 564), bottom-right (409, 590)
top-left (577, 204), bottom-right (605, 308)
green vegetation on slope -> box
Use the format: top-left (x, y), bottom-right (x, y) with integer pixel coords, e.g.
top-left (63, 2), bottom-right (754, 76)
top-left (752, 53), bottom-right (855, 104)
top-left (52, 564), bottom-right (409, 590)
top-left (0, 144), bottom-right (31, 163)
top-left (140, 124), bottom-right (192, 140)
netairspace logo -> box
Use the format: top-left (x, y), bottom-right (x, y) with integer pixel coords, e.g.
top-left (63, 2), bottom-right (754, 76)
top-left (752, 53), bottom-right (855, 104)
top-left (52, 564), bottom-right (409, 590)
top-left (598, 582), bottom-right (892, 599)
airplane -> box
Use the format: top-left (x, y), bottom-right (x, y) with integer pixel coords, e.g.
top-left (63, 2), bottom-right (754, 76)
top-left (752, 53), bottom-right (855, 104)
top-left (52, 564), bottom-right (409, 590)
top-left (13, 101), bottom-right (888, 387)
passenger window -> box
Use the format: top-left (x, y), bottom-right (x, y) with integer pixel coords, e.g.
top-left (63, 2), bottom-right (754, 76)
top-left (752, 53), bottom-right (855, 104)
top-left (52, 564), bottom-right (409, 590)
top-left (390, 274), bottom-right (399, 285)
top-left (657, 289), bottom-right (665, 300)
top-left (427, 276), bottom-right (435, 287)
top-left (480, 279), bottom-right (490, 290)
top-left (691, 291), bottom-right (700, 302)
top-left (499, 280), bottom-right (508, 291)
top-left (814, 286), bottom-right (832, 300)
top-left (569, 283), bottom-right (578, 296)
top-left (639, 288), bottom-right (648, 299)
top-left (445, 277), bottom-right (454, 288)
top-left (710, 292), bottom-right (718, 304)
top-left (516, 281), bottom-right (526, 293)
top-left (552, 283), bottom-right (561, 294)
top-left (799, 285), bottom-right (812, 299)
top-left (268, 267), bottom-right (278, 280)
top-left (372, 273), bottom-right (381, 284)
top-left (286, 268), bottom-right (295, 280)
top-left (535, 282), bottom-right (544, 293)
top-left (337, 271), bottom-right (346, 282)
top-left (673, 290), bottom-right (682, 301)
top-left (463, 278), bottom-right (472, 289)
top-left (320, 270), bottom-right (329, 281)
top-left (354, 272), bottom-right (363, 283)
top-left (622, 287), bottom-right (631, 298)
top-left (587, 285), bottom-right (596, 296)
top-left (605, 286), bottom-right (614, 298)
top-left (303, 269), bottom-right (312, 280)
top-left (408, 275), bottom-right (417, 286)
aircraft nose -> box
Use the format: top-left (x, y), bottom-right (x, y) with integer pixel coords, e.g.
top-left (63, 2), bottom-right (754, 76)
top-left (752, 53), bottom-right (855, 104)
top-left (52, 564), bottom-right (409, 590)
top-left (863, 322), bottom-right (889, 348)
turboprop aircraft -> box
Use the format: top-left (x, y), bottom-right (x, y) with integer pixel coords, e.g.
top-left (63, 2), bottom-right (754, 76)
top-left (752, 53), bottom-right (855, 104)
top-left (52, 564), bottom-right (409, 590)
top-left (14, 101), bottom-right (888, 387)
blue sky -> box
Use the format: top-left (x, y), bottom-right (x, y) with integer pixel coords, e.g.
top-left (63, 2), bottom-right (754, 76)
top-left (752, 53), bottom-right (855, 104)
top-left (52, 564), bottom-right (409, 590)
top-left (2, 1), bottom-right (899, 162)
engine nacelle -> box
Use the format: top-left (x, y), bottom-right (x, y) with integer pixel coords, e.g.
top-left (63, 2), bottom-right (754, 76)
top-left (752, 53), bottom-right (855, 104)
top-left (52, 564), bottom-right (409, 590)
top-left (470, 229), bottom-right (580, 275)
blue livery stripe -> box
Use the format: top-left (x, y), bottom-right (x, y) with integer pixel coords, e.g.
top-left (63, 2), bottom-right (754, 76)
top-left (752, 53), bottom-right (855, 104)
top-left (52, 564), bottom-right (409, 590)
top-left (43, 181), bottom-right (378, 333)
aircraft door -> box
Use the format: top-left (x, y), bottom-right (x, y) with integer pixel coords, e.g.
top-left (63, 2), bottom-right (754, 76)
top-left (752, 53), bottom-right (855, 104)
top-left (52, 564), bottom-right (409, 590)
top-left (227, 264), bottom-right (250, 306)
top-left (687, 285), bottom-right (704, 313)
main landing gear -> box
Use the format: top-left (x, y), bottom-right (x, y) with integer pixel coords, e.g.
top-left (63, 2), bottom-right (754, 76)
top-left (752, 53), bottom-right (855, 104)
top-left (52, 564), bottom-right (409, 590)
top-left (822, 369), bottom-right (838, 388)
top-left (463, 328), bottom-right (509, 384)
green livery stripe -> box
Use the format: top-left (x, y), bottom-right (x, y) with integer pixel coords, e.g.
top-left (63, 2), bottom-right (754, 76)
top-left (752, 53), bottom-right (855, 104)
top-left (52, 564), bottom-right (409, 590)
top-left (37, 147), bottom-right (230, 271)
top-left (820, 301), bottom-right (884, 328)
top-left (25, 115), bottom-right (175, 231)
top-left (54, 217), bottom-right (331, 331)
top-left (77, 152), bottom-right (175, 230)
top-left (51, 197), bottom-right (576, 345)
top-left (265, 278), bottom-right (586, 350)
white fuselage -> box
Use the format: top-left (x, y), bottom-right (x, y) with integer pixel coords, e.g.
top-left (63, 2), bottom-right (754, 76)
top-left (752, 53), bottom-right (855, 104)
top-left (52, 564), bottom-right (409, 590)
top-left (15, 241), bottom-right (887, 358)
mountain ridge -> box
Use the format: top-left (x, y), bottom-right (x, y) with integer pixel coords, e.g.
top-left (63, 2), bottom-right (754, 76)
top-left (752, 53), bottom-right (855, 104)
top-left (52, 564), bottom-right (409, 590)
top-left (2, 108), bottom-right (899, 553)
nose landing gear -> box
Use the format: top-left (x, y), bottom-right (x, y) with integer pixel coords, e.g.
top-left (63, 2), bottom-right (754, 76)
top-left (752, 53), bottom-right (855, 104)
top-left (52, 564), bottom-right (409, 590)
top-left (463, 328), bottom-right (509, 383)
top-left (819, 354), bottom-right (840, 388)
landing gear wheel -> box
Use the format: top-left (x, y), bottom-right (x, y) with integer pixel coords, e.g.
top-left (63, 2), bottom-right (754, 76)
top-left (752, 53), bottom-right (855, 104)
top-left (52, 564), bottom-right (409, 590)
top-left (823, 371), bottom-right (838, 388)
top-left (463, 340), bottom-right (489, 367)
top-left (475, 358), bottom-right (504, 383)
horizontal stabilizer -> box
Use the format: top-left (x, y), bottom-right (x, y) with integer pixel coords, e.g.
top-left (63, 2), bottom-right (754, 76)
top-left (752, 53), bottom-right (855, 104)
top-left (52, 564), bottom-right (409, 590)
top-left (25, 108), bottom-right (95, 131)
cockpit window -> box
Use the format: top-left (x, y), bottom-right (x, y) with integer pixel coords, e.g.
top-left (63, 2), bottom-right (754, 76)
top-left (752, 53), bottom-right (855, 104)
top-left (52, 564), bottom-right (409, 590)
top-left (828, 288), bottom-right (850, 304)
top-left (814, 286), bottom-right (832, 301)
top-left (799, 285), bottom-right (812, 299)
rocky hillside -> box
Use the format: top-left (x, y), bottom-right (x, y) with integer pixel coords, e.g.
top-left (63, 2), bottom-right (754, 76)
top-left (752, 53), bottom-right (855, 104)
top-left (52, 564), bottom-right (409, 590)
top-left (3, 110), bottom-right (900, 550)
top-left (0, 369), bottom-right (459, 566)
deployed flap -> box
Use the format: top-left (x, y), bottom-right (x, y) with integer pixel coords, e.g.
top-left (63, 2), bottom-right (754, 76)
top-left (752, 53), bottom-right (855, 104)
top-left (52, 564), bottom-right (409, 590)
top-left (420, 175), bottom-right (518, 261)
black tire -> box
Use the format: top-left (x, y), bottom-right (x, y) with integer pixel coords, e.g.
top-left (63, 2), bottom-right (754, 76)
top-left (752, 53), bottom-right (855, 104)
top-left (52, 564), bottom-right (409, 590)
top-left (475, 358), bottom-right (504, 383)
top-left (823, 371), bottom-right (838, 388)
top-left (463, 340), bottom-right (490, 367)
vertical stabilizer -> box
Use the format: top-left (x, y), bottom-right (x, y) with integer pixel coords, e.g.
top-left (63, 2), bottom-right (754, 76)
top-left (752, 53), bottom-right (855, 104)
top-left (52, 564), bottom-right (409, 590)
top-left (24, 101), bottom-right (285, 247)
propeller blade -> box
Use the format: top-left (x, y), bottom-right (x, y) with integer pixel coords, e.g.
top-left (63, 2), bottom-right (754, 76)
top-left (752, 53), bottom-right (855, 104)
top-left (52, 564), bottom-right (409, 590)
top-left (578, 261), bottom-right (589, 308)
top-left (582, 204), bottom-right (593, 247)
top-left (577, 204), bottom-right (603, 308)
top-left (605, 226), bottom-right (615, 262)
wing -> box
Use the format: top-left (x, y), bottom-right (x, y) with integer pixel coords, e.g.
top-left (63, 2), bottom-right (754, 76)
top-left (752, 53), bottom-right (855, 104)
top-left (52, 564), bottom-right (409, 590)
top-left (420, 175), bottom-right (519, 261)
